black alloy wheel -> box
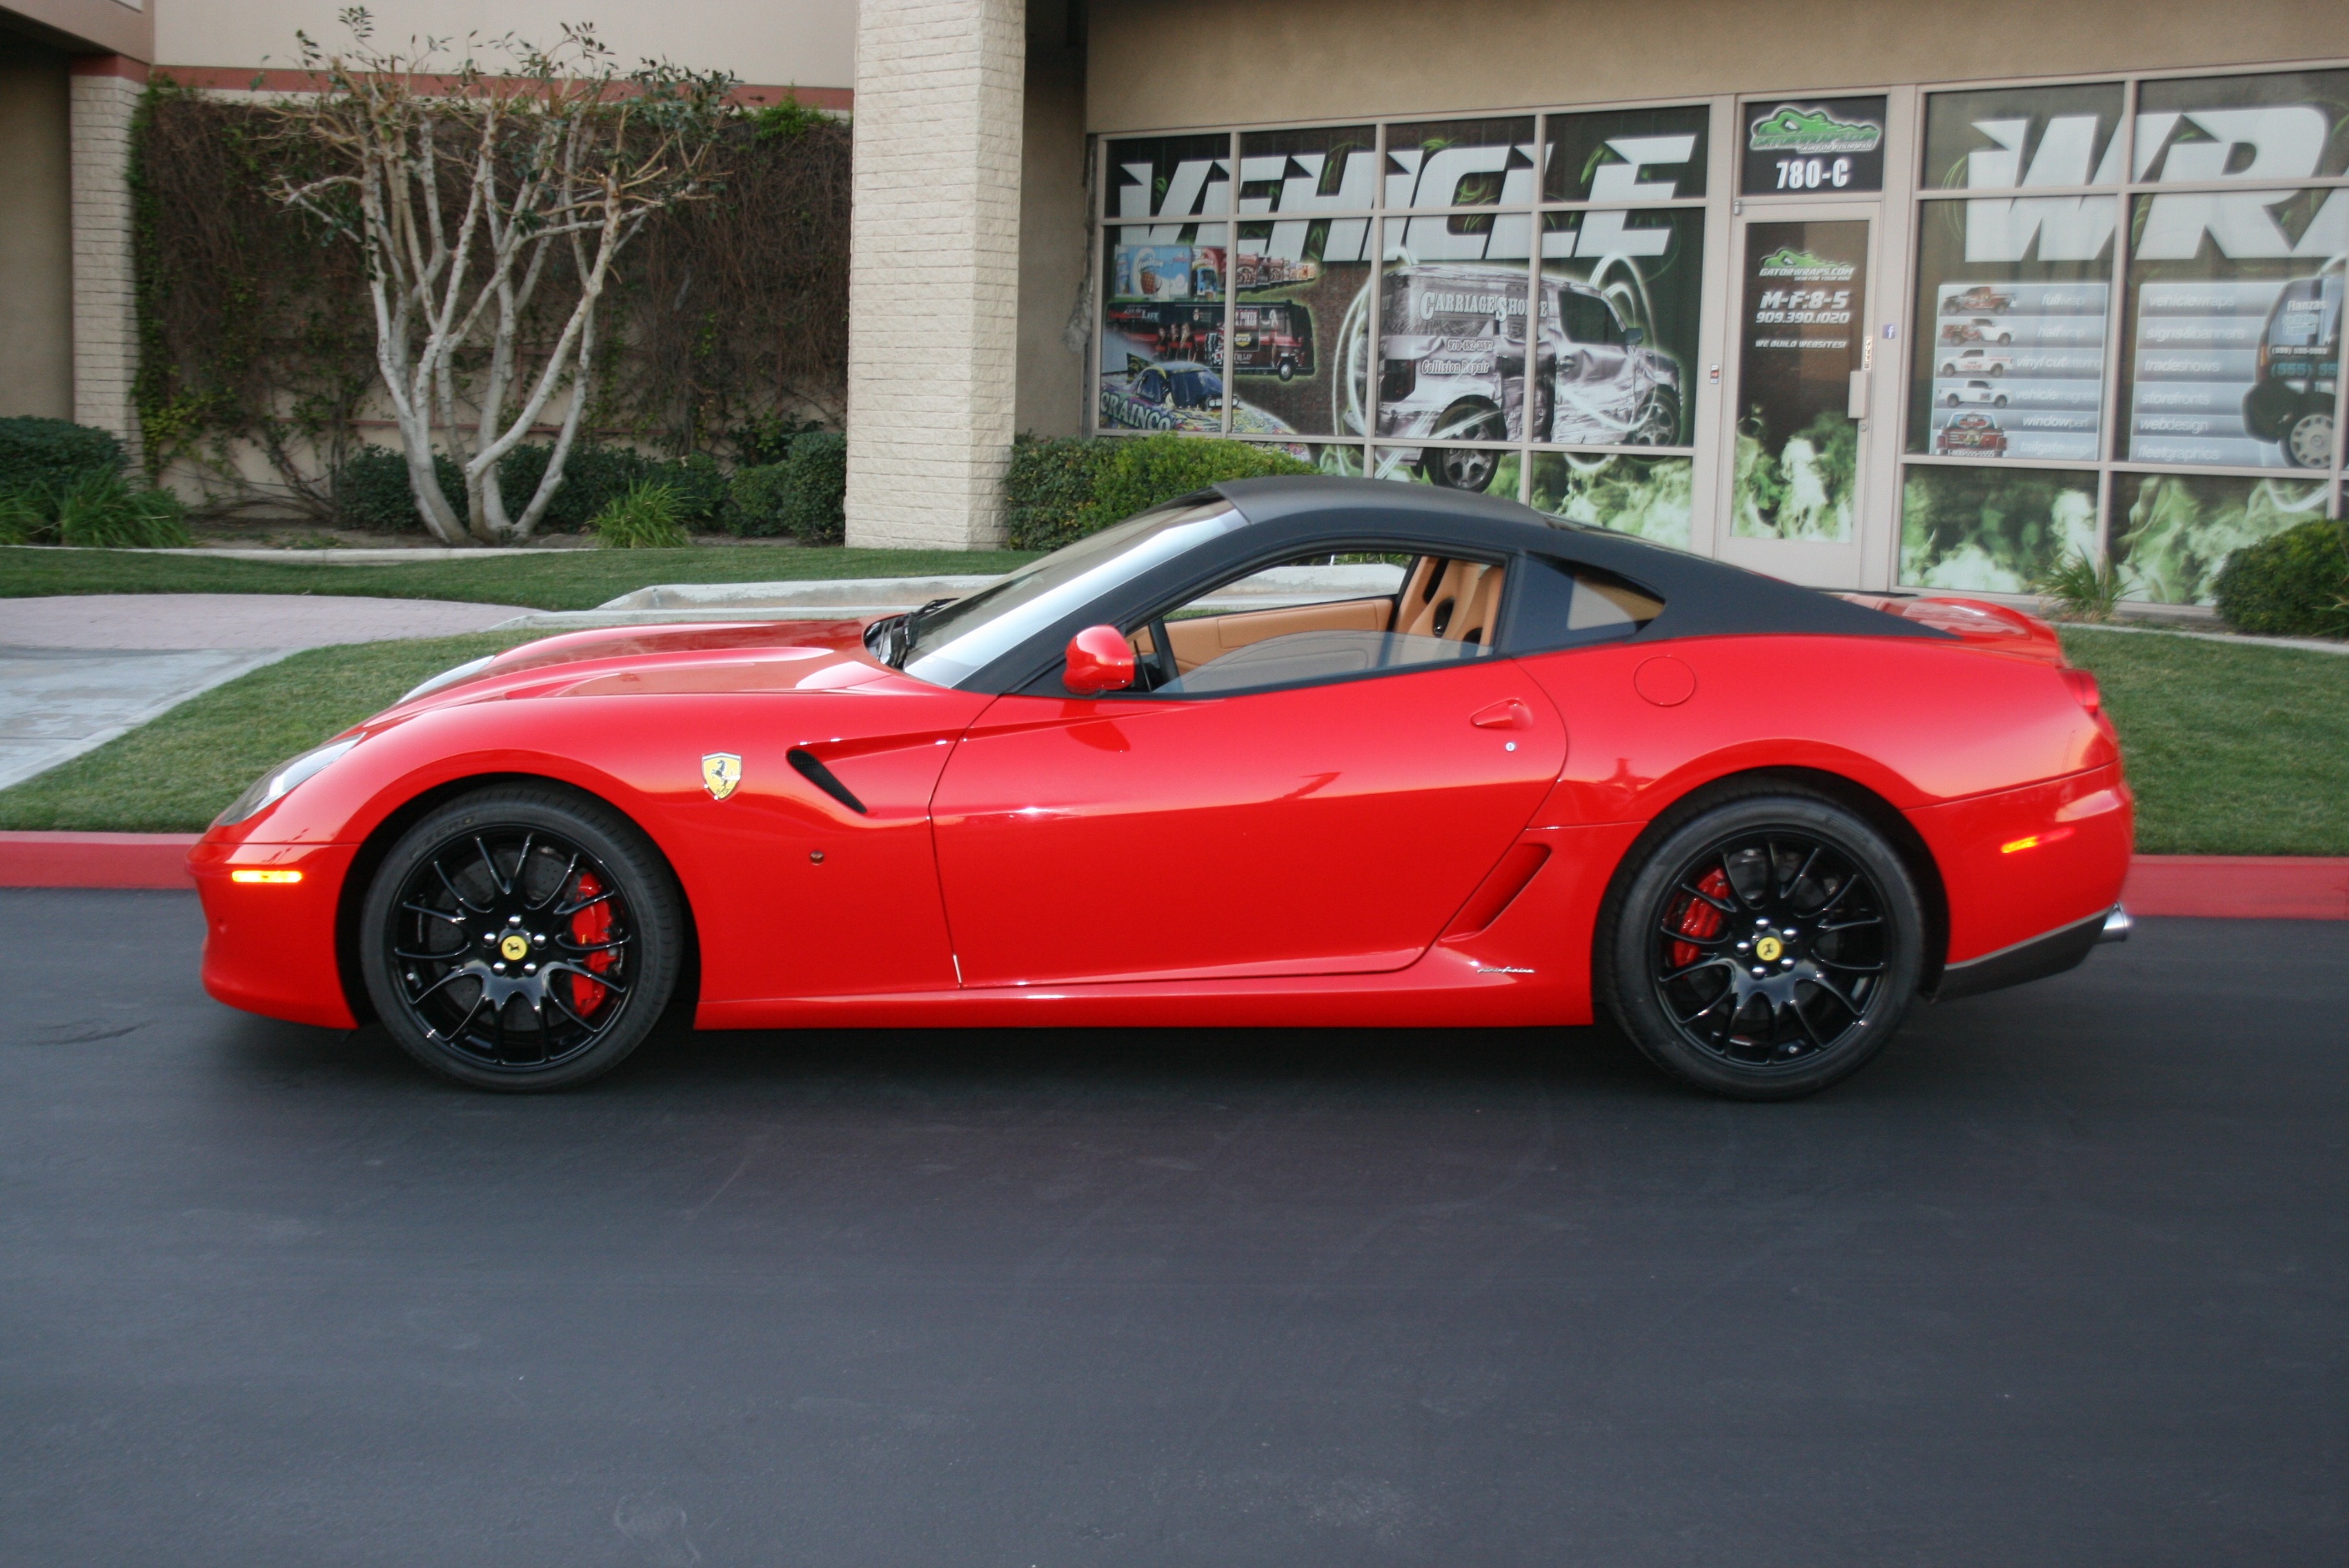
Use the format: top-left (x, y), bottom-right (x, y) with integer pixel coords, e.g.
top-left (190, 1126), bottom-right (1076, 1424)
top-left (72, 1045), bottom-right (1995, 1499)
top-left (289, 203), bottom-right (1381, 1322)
top-left (1598, 790), bottom-right (1926, 1099)
top-left (359, 786), bottom-right (682, 1092)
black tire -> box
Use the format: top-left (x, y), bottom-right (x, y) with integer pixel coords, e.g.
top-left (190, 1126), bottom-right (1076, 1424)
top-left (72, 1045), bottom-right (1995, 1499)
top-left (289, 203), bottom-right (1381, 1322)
top-left (1993, 395), bottom-right (2008, 408)
top-left (1597, 789), bottom-right (1928, 1100)
top-left (1276, 358), bottom-right (1296, 382)
top-left (2281, 406), bottom-right (2335, 469)
top-left (1627, 386), bottom-right (1681, 446)
top-left (358, 785), bottom-right (684, 1092)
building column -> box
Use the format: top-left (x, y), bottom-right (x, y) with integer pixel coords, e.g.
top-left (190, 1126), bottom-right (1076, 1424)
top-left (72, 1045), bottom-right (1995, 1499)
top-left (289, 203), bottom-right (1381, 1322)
top-left (68, 56), bottom-right (145, 464)
top-left (845, 0), bottom-right (1025, 550)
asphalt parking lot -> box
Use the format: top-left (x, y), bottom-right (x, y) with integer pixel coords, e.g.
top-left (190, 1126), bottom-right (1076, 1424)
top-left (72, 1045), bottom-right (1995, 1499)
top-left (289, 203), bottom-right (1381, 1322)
top-left (3, 889), bottom-right (2342, 1566)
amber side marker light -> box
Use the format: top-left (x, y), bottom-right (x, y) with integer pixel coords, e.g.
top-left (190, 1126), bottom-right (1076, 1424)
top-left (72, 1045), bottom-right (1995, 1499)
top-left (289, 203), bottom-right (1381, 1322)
top-left (2000, 827), bottom-right (2076, 855)
top-left (229, 869), bottom-right (304, 884)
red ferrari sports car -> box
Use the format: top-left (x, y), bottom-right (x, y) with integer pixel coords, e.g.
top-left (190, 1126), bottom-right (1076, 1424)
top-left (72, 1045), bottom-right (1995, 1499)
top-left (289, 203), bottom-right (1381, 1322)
top-left (191, 477), bottom-right (2132, 1098)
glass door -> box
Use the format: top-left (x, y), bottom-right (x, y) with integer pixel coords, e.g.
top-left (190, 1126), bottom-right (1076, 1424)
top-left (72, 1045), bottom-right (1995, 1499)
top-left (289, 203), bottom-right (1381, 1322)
top-left (1716, 207), bottom-right (1877, 586)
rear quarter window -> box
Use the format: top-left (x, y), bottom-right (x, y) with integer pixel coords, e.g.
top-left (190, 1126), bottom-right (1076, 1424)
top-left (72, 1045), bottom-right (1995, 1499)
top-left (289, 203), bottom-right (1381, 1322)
top-left (1504, 556), bottom-right (1662, 653)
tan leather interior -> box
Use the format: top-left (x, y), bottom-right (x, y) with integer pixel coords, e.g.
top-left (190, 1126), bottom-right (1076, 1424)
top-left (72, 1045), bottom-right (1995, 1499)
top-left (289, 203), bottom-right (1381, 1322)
top-left (1396, 557), bottom-right (1504, 646)
top-left (1129, 555), bottom-right (1506, 677)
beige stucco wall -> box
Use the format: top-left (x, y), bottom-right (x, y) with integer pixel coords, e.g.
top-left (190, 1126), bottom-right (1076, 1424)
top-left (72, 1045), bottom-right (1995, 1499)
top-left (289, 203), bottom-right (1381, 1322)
top-left (1089, 0), bottom-right (2349, 130)
top-left (154, 0), bottom-right (853, 88)
top-left (844, 0), bottom-right (1027, 550)
top-left (1014, 33), bottom-right (1089, 437)
top-left (0, 40), bottom-right (73, 420)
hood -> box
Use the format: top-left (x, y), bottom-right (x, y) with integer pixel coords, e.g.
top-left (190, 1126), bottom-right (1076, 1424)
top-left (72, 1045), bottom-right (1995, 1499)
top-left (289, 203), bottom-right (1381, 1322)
top-left (390, 618), bottom-right (892, 715)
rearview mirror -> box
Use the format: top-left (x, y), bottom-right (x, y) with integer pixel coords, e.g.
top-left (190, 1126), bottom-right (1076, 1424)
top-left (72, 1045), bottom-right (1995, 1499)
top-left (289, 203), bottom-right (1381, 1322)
top-left (1064, 625), bottom-right (1136, 696)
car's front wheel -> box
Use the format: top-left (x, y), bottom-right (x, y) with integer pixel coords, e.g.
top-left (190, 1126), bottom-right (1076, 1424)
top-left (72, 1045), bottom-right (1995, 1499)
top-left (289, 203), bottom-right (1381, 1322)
top-left (1597, 789), bottom-right (1927, 1099)
top-left (358, 785), bottom-right (684, 1092)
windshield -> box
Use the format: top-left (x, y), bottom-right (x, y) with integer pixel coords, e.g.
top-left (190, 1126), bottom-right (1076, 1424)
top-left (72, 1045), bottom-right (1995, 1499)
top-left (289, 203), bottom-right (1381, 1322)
top-left (902, 495), bottom-right (1246, 687)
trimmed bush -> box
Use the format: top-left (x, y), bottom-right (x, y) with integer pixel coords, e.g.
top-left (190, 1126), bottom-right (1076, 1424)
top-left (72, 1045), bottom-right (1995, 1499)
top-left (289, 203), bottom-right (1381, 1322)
top-left (0, 471), bottom-right (191, 548)
top-left (725, 461), bottom-right (796, 537)
top-left (2214, 518), bottom-right (2349, 638)
top-left (331, 442), bottom-right (727, 535)
top-left (0, 417), bottom-right (127, 497)
top-left (331, 443), bottom-right (465, 532)
top-left (592, 481), bottom-right (692, 549)
top-left (1004, 433), bottom-right (1314, 551)
top-left (780, 430), bottom-right (847, 543)
top-left (1004, 435), bottom-right (1120, 551)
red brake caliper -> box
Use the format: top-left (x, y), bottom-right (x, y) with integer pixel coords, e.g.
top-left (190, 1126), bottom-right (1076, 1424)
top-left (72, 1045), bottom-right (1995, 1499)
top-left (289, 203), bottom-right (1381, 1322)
top-left (569, 871), bottom-right (614, 1015)
top-left (1671, 867), bottom-right (1730, 969)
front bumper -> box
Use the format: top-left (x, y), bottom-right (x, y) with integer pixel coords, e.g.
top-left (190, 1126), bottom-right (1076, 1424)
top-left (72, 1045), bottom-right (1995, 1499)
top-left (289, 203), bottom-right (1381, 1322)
top-left (189, 838), bottom-right (360, 1028)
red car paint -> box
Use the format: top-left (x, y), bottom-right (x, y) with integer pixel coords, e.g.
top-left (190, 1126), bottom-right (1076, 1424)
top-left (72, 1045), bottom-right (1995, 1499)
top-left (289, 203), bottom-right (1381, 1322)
top-left (192, 594), bottom-right (2128, 1035)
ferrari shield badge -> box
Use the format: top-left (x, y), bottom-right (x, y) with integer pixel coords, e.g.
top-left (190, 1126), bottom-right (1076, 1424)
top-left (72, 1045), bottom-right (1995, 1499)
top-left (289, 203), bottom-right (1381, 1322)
top-left (701, 752), bottom-right (743, 802)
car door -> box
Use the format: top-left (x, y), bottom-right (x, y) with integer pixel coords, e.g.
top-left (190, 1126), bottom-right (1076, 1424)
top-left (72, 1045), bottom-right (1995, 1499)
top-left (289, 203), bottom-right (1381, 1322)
top-left (928, 615), bottom-right (1567, 989)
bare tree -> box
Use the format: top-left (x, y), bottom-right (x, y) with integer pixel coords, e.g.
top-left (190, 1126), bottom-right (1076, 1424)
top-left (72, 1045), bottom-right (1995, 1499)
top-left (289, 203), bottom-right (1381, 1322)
top-left (268, 10), bottom-right (734, 544)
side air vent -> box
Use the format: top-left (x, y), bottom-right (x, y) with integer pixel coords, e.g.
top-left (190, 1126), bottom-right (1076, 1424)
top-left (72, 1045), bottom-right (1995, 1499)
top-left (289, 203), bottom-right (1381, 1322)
top-left (787, 747), bottom-right (868, 815)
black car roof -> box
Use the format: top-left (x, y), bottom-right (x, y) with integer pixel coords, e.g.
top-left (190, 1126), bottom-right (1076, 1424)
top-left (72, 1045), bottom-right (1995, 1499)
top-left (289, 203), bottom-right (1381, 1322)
top-left (1209, 475), bottom-right (1949, 646)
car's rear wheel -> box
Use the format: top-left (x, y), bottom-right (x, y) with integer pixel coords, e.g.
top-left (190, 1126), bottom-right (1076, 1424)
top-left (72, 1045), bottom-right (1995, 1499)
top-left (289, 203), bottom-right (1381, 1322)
top-left (2281, 406), bottom-right (2335, 468)
top-left (1597, 790), bottom-right (1927, 1100)
top-left (358, 785), bottom-right (683, 1092)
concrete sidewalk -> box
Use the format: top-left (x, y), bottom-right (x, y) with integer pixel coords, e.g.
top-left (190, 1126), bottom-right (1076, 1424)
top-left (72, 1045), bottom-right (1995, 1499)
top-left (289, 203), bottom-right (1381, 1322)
top-left (0, 595), bottom-right (531, 792)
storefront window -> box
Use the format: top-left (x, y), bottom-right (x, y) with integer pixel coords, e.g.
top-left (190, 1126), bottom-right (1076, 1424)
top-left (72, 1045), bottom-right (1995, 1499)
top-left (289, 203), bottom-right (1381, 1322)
top-left (1371, 445), bottom-right (1522, 497)
top-left (1385, 118), bottom-right (1538, 209)
top-left (1099, 136), bottom-right (1234, 437)
top-left (1103, 66), bottom-right (2346, 591)
top-left (1921, 83), bottom-right (2124, 191)
top-left (1536, 210), bottom-right (1702, 449)
top-left (1221, 221), bottom-right (1371, 440)
top-left (2112, 472), bottom-right (2331, 604)
top-left (1899, 465), bottom-right (2100, 591)
top-left (1731, 219), bottom-right (1869, 541)
top-left (1527, 454), bottom-right (1694, 549)
top-left (1906, 197), bottom-right (2115, 461)
top-left (2136, 70), bottom-right (2349, 182)
top-left (1370, 250), bottom-right (1530, 489)
top-left (1543, 106), bottom-right (1709, 202)
top-left (2122, 189), bottom-right (2345, 468)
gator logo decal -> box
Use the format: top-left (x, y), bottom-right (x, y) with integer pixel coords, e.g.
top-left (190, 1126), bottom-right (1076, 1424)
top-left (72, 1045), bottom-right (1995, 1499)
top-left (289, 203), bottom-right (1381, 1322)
top-left (1748, 104), bottom-right (1883, 155)
top-left (1757, 247), bottom-right (1859, 282)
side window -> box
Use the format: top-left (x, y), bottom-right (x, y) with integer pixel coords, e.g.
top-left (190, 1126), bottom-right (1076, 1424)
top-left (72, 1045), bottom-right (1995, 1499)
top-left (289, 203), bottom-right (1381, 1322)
top-left (1501, 555), bottom-right (1662, 654)
top-left (1126, 550), bottom-right (1504, 697)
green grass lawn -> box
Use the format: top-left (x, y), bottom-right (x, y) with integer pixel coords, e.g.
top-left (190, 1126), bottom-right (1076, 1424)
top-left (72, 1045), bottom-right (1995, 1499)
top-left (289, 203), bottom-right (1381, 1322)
top-left (0, 543), bottom-right (1039, 611)
top-left (0, 621), bottom-right (2341, 846)
top-left (2058, 626), bottom-right (2348, 857)
top-left (0, 632), bottom-right (546, 833)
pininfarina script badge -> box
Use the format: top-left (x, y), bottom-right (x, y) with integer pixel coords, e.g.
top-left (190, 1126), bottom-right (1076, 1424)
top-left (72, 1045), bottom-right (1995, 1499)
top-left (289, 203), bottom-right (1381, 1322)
top-left (701, 752), bottom-right (743, 801)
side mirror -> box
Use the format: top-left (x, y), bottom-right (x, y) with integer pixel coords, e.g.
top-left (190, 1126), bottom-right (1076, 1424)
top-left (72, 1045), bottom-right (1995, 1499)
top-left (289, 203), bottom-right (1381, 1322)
top-left (1064, 625), bottom-right (1136, 696)
top-left (1622, 326), bottom-right (1645, 346)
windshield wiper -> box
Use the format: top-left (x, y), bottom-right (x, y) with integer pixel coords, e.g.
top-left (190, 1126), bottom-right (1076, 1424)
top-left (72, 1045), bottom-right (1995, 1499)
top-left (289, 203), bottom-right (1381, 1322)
top-left (896, 596), bottom-right (958, 663)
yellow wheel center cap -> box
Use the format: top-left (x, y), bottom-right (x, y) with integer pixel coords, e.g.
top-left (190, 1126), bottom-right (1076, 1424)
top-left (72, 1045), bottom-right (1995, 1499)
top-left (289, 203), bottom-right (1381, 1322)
top-left (1755, 936), bottom-right (1784, 962)
top-left (499, 933), bottom-right (531, 962)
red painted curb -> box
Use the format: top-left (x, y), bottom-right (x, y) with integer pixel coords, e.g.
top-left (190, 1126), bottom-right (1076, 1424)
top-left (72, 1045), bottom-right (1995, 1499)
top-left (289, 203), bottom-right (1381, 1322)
top-left (3, 832), bottom-right (2345, 917)
top-left (0, 832), bottom-right (203, 889)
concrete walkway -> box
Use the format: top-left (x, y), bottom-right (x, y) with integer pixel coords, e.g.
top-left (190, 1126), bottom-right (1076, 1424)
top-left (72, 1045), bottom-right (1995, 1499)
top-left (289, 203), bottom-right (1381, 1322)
top-left (0, 595), bottom-right (531, 792)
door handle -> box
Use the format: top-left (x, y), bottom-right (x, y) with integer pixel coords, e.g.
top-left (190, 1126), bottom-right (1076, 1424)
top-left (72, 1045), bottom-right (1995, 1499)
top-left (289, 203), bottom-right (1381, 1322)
top-left (1470, 699), bottom-right (1534, 731)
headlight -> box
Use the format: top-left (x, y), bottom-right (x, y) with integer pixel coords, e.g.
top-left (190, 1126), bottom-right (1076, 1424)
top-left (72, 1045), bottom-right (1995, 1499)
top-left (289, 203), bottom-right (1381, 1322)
top-left (214, 738), bottom-right (360, 827)
top-left (398, 654), bottom-right (497, 705)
